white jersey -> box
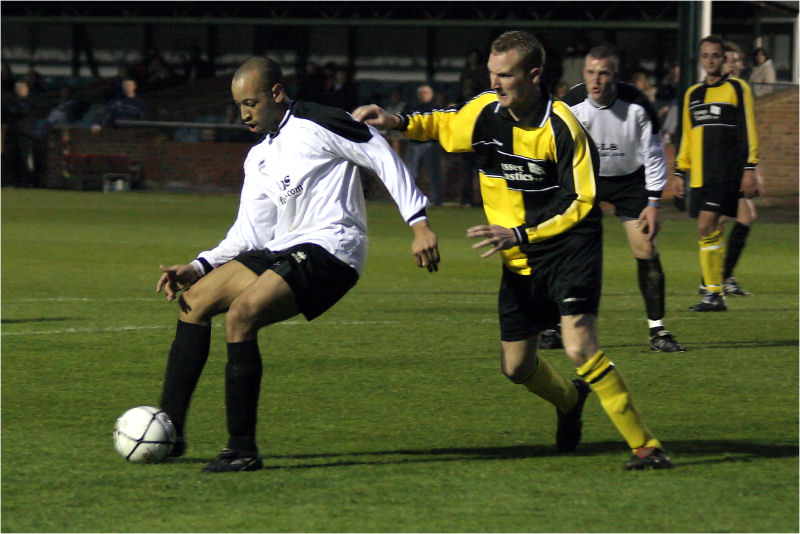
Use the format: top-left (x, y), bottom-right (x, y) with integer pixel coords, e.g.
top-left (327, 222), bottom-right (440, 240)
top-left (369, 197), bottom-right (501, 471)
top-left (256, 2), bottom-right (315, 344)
top-left (562, 82), bottom-right (667, 197)
top-left (192, 101), bottom-right (429, 276)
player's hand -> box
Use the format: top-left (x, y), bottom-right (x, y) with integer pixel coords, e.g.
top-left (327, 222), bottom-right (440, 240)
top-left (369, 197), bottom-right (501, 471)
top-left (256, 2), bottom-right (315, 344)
top-left (351, 104), bottom-right (401, 129)
top-left (636, 204), bottom-right (661, 241)
top-left (740, 169), bottom-right (758, 198)
top-left (156, 264), bottom-right (200, 301)
top-left (411, 220), bottom-right (440, 272)
top-left (672, 177), bottom-right (685, 199)
top-left (467, 224), bottom-right (517, 258)
top-left (754, 169), bottom-right (766, 197)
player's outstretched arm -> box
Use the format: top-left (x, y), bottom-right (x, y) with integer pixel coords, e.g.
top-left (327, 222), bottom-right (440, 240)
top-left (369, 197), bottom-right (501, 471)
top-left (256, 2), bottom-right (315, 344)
top-left (352, 104), bottom-right (402, 130)
top-left (411, 220), bottom-right (440, 272)
top-left (156, 264), bottom-right (201, 301)
top-left (467, 225), bottom-right (517, 258)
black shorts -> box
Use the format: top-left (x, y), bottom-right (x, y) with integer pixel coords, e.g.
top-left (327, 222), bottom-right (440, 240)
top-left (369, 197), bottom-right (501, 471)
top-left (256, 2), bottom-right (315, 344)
top-left (234, 243), bottom-right (359, 321)
top-left (498, 231), bottom-right (602, 342)
top-left (689, 181), bottom-right (741, 218)
top-left (597, 173), bottom-right (647, 219)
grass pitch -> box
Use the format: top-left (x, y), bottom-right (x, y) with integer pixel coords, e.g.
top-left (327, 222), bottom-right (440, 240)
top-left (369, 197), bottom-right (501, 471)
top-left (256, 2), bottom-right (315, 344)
top-left (2, 188), bottom-right (797, 532)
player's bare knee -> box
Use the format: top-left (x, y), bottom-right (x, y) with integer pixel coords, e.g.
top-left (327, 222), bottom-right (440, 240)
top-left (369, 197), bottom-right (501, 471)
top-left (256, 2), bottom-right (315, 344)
top-left (500, 350), bottom-right (537, 383)
top-left (226, 296), bottom-right (262, 338)
top-left (562, 343), bottom-right (591, 367)
top-left (177, 290), bottom-right (212, 323)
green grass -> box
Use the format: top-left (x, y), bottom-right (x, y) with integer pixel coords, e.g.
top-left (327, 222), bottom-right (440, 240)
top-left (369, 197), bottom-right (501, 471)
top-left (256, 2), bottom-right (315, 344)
top-left (2, 188), bottom-right (798, 532)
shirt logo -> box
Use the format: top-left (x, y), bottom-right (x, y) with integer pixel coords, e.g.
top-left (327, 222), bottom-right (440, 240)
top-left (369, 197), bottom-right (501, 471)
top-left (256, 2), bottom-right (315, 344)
top-left (278, 176), bottom-right (304, 204)
top-left (527, 162), bottom-right (545, 175)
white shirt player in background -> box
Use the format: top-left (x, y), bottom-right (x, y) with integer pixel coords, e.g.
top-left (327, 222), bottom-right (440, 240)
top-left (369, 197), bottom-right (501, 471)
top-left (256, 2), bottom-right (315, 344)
top-left (154, 56), bottom-right (440, 473)
top-left (556, 46), bottom-right (685, 353)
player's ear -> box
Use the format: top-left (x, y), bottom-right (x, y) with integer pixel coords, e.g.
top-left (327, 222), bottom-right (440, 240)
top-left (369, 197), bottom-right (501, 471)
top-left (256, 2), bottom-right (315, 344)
top-left (271, 83), bottom-right (285, 102)
top-left (529, 66), bottom-right (542, 85)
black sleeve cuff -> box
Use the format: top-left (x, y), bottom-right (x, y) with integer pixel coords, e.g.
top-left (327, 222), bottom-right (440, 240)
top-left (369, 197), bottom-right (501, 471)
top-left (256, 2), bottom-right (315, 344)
top-left (513, 226), bottom-right (526, 245)
top-left (197, 257), bottom-right (213, 274)
top-left (395, 113), bottom-right (410, 131)
top-left (407, 207), bottom-right (427, 225)
top-left (645, 189), bottom-right (663, 199)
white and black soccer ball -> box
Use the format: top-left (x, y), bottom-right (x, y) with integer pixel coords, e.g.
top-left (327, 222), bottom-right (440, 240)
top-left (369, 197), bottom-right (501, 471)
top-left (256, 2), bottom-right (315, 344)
top-left (113, 406), bottom-right (176, 463)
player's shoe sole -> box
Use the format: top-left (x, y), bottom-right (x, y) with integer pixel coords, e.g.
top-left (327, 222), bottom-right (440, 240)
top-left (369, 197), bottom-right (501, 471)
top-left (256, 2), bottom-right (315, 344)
top-left (202, 448), bottom-right (263, 472)
top-left (556, 379), bottom-right (591, 452)
top-left (624, 447), bottom-right (673, 470)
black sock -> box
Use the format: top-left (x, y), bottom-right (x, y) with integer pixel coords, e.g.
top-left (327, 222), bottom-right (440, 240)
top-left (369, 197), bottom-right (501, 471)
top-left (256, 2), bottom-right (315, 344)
top-left (637, 256), bottom-right (665, 322)
top-left (225, 340), bottom-right (262, 453)
top-left (160, 321), bottom-right (211, 436)
top-left (724, 222), bottom-right (751, 279)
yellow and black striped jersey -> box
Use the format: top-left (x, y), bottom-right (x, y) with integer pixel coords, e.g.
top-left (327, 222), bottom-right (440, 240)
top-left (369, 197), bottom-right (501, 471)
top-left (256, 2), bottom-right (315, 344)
top-left (675, 74), bottom-right (759, 187)
top-left (398, 91), bottom-right (601, 275)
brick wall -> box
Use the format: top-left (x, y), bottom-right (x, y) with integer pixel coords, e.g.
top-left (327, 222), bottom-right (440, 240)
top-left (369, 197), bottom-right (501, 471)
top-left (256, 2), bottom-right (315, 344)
top-left (42, 86), bottom-right (798, 207)
top-left (45, 127), bottom-right (250, 192)
top-left (751, 87), bottom-right (799, 207)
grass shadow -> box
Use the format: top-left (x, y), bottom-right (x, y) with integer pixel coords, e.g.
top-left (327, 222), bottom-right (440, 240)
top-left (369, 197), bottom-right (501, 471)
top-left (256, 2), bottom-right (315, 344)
top-left (172, 439), bottom-right (797, 470)
top-left (1, 317), bottom-right (75, 324)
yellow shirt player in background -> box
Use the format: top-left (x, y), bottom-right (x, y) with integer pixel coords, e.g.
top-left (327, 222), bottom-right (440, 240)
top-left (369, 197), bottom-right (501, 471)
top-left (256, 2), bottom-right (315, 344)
top-left (673, 34), bottom-right (759, 312)
top-left (355, 30), bottom-right (672, 470)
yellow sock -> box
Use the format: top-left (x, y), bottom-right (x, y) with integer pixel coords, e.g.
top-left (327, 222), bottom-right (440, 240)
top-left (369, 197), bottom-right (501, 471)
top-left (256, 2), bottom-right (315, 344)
top-left (577, 351), bottom-right (662, 452)
top-left (699, 230), bottom-right (725, 293)
top-left (521, 354), bottom-right (578, 413)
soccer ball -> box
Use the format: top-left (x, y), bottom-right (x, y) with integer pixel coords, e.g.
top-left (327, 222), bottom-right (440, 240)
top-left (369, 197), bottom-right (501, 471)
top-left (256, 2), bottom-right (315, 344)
top-left (113, 406), bottom-right (176, 463)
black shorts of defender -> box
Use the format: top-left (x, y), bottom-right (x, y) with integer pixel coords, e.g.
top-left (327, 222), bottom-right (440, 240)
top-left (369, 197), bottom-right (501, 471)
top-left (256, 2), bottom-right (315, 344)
top-left (597, 171), bottom-right (647, 219)
top-left (498, 231), bottom-right (602, 342)
top-left (689, 181), bottom-right (741, 218)
top-left (234, 243), bottom-right (359, 321)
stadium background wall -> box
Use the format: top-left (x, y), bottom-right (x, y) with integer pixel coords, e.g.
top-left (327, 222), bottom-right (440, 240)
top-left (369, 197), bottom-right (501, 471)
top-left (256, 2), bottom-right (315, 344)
top-left (37, 87), bottom-right (798, 207)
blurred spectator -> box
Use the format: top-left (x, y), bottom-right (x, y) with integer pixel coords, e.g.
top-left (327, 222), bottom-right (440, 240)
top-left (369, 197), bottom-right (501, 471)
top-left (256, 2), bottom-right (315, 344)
top-left (321, 61), bottom-right (338, 100)
top-left (630, 72), bottom-right (656, 101)
top-left (749, 47), bottom-right (776, 97)
top-left (327, 68), bottom-right (358, 111)
top-left (24, 69), bottom-right (46, 95)
top-left (722, 40), bottom-right (746, 78)
top-left (460, 48), bottom-right (490, 92)
top-left (384, 86), bottom-right (407, 115)
top-left (216, 102), bottom-right (257, 143)
top-left (405, 84), bottom-right (443, 206)
top-left (147, 55), bottom-right (176, 91)
top-left (381, 86), bottom-right (408, 154)
top-left (296, 61), bottom-right (326, 103)
top-left (130, 47), bottom-right (176, 92)
top-left (46, 86), bottom-right (89, 126)
top-left (2, 62), bottom-right (15, 94)
top-left (561, 34), bottom-right (591, 87)
top-left (2, 80), bottom-right (45, 187)
top-left (181, 46), bottom-right (214, 84)
top-left (92, 77), bottom-right (146, 132)
top-left (451, 79), bottom-right (482, 207)
top-left (654, 63), bottom-right (679, 142)
top-left (103, 64), bottom-right (133, 101)
top-left (554, 80), bottom-right (570, 99)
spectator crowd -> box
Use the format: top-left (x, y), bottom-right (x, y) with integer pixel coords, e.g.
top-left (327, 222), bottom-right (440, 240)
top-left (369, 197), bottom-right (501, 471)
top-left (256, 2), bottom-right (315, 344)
top-left (0, 39), bottom-right (783, 192)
